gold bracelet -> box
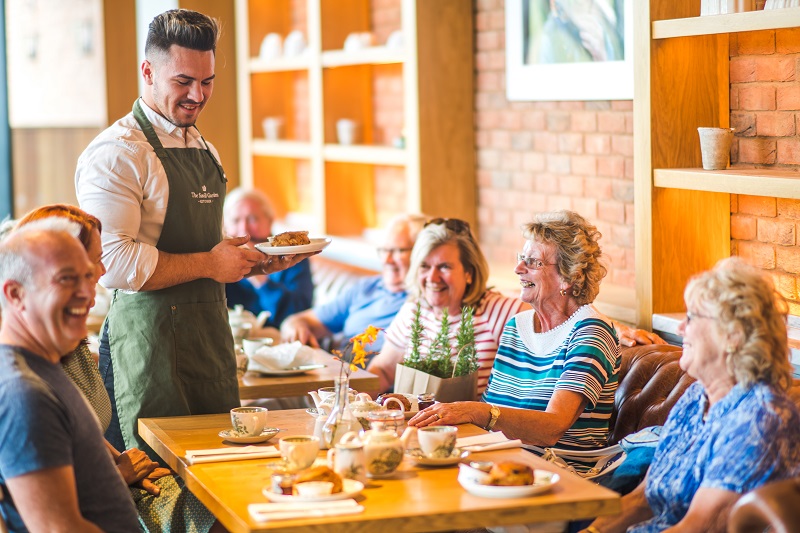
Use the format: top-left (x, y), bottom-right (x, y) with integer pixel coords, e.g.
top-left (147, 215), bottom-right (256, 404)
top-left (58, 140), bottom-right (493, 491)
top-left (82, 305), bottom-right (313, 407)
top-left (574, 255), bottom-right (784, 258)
top-left (585, 526), bottom-right (602, 533)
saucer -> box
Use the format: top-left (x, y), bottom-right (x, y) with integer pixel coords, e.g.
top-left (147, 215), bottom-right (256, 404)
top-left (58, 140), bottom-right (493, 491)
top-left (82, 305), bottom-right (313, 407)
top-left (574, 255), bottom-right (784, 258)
top-left (405, 447), bottom-right (470, 466)
top-left (219, 427), bottom-right (282, 444)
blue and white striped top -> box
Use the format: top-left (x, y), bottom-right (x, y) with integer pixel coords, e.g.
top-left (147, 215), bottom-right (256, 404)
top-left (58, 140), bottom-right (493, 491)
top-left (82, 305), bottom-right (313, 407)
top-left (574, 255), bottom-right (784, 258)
top-left (482, 305), bottom-right (620, 452)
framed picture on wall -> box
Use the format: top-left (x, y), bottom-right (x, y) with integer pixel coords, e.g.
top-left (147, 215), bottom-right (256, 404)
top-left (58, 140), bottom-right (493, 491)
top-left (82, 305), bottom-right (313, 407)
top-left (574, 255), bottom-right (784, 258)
top-left (505, 0), bottom-right (633, 101)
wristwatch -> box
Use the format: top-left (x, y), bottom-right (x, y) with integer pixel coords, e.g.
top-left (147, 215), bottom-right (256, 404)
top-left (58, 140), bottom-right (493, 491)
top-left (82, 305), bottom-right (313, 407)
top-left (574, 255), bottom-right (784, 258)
top-left (485, 405), bottom-right (501, 431)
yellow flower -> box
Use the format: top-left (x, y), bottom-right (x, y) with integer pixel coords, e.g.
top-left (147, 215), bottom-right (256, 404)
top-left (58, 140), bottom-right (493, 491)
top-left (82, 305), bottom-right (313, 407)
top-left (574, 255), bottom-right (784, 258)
top-left (333, 325), bottom-right (382, 376)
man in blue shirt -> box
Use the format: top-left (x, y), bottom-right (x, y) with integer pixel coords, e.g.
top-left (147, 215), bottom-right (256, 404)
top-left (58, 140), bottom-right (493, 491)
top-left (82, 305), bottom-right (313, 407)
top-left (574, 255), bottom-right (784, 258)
top-left (0, 220), bottom-right (139, 532)
top-left (224, 187), bottom-right (314, 327)
top-left (281, 214), bottom-right (427, 353)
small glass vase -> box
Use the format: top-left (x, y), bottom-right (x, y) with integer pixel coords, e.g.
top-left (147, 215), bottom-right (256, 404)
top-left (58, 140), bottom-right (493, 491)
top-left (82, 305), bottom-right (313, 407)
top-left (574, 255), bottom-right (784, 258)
top-left (321, 374), bottom-right (359, 449)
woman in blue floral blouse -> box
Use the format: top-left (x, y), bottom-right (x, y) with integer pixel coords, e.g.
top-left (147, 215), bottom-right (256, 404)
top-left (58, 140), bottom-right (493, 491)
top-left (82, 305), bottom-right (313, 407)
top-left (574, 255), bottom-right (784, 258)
top-left (584, 257), bottom-right (800, 533)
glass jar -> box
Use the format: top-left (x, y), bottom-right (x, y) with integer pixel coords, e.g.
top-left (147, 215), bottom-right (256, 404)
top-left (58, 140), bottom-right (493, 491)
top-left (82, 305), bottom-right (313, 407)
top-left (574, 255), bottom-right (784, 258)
top-left (417, 393), bottom-right (436, 410)
top-left (365, 409), bottom-right (405, 437)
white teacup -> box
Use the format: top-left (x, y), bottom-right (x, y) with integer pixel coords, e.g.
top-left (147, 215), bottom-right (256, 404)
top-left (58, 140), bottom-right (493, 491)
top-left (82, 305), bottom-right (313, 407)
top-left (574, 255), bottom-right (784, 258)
top-left (259, 32), bottom-right (282, 60)
top-left (242, 337), bottom-right (274, 357)
top-left (279, 435), bottom-right (320, 471)
top-left (386, 30), bottom-right (404, 49)
top-left (283, 30), bottom-right (307, 57)
top-left (343, 32), bottom-right (373, 52)
top-left (336, 119), bottom-right (359, 145)
top-left (417, 426), bottom-right (458, 458)
top-left (230, 406), bottom-right (268, 437)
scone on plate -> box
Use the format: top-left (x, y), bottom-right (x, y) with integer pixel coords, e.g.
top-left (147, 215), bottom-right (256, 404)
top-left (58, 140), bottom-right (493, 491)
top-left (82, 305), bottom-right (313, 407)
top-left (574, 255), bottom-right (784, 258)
top-left (269, 231), bottom-right (311, 246)
top-left (486, 461), bottom-right (534, 486)
top-left (293, 465), bottom-right (343, 494)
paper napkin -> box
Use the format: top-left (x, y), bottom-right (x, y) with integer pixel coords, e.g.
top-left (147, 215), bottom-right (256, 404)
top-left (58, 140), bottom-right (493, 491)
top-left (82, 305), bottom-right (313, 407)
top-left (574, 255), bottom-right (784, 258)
top-left (248, 499), bottom-right (364, 522)
top-left (456, 431), bottom-right (523, 452)
top-left (250, 341), bottom-right (315, 371)
top-left (184, 445), bottom-right (281, 465)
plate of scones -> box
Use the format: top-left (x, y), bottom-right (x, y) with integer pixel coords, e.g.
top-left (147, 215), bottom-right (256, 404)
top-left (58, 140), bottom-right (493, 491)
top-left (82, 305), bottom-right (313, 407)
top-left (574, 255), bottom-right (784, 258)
top-left (255, 231), bottom-right (331, 255)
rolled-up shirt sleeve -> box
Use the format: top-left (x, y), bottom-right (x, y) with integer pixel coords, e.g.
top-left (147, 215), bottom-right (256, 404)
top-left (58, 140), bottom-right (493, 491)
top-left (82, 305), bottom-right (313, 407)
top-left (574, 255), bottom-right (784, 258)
top-left (76, 135), bottom-right (162, 292)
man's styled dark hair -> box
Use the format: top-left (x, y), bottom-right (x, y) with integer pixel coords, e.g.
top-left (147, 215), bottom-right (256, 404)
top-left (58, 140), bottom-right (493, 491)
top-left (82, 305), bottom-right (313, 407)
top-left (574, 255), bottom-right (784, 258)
top-left (145, 9), bottom-right (220, 57)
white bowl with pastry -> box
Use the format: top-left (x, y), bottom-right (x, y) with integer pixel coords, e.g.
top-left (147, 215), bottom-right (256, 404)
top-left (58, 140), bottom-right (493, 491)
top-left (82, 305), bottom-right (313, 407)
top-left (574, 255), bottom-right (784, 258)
top-left (255, 231), bottom-right (332, 255)
top-left (457, 461), bottom-right (559, 498)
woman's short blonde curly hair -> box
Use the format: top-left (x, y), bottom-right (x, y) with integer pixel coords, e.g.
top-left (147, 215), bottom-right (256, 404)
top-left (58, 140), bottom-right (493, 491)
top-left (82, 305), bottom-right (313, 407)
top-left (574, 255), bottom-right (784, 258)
top-left (685, 257), bottom-right (792, 391)
top-left (522, 210), bottom-right (606, 306)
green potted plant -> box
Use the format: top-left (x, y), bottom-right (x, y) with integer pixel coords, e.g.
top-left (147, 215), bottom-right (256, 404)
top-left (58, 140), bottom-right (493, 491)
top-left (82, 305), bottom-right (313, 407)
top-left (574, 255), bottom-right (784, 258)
top-left (394, 304), bottom-right (479, 402)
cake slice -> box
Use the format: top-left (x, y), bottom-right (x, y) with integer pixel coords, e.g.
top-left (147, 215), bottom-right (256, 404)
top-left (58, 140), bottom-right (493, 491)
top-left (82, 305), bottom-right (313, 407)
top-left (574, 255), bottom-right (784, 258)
top-left (269, 230), bottom-right (311, 246)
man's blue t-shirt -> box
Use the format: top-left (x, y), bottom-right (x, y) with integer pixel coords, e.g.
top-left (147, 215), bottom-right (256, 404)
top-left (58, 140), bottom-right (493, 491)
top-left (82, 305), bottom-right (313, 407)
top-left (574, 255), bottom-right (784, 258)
top-left (0, 345), bottom-right (139, 532)
top-left (226, 259), bottom-right (314, 327)
top-left (315, 275), bottom-right (406, 351)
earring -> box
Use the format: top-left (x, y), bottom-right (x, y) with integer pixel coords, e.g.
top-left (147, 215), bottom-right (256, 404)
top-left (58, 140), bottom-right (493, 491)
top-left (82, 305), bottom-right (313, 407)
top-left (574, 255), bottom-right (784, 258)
top-left (559, 289), bottom-right (567, 296)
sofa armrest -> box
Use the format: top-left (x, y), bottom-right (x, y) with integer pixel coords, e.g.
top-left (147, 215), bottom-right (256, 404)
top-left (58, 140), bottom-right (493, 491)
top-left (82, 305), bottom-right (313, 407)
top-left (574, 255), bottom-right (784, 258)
top-left (729, 477), bottom-right (800, 533)
top-left (609, 344), bottom-right (695, 444)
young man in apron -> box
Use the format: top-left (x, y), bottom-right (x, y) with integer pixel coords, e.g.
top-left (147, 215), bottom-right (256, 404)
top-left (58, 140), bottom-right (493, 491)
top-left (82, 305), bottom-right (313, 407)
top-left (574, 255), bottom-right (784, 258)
top-left (76, 9), bottom-right (312, 456)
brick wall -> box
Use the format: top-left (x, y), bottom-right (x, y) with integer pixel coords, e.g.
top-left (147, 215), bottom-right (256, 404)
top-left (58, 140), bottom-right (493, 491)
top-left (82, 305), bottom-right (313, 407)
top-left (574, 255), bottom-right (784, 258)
top-left (730, 29), bottom-right (800, 314)
top-left (473, 0), bottom-right (635, 289)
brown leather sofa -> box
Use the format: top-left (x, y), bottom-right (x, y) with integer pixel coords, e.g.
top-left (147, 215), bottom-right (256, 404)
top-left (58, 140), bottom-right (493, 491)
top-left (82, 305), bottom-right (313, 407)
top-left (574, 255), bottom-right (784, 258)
top-left (728, 477), bottom-right (800, 533)
top-left (610, 344), bottom-right (695, 444)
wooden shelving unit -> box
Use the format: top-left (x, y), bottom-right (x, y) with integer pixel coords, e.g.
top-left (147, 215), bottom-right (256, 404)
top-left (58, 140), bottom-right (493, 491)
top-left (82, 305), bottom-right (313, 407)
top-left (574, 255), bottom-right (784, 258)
top-left (235, 0), bottom-right (475, 239)
top-left (635, 2), bottom-right (800, 329)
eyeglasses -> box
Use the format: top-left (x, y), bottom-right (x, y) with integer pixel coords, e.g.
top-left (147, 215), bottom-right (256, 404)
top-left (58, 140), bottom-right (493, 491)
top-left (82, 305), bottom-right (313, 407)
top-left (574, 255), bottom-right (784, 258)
top-left (686, 311), bottom-right (715, 323)
top-left (377, 247), bottom-right (413, 259)
top-left (515, 253), bottom-right (556, 270)
top-left (423, 218), bottom-right (471, 235)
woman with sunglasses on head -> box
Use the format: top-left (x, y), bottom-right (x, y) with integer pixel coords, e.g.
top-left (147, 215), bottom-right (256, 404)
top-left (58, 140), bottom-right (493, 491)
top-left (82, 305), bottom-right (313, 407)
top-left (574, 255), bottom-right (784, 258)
top-left (582, 257), bottom-right (800, 533)
top-left (409, 210), bottom-right (620, 471)
top-left (367, 217), bottom-right (528, 396)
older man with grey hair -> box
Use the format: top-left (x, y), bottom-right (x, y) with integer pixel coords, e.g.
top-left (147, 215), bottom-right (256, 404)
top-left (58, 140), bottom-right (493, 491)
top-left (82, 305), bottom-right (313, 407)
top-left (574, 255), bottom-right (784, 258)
top-left (0, 221), bottom-right (138, 532)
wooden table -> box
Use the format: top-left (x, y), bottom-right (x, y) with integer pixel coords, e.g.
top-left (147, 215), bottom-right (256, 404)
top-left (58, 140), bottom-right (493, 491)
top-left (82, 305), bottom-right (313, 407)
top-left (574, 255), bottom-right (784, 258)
top-left (140, 411), bottom-right (621, 533)
top-left (238, 349), bottom-right (379, 400)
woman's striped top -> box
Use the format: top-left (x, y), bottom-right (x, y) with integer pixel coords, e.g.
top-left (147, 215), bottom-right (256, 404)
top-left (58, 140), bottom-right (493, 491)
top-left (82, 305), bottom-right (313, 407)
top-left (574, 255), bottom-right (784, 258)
top-left (482, 305), bottom-right (620, 452)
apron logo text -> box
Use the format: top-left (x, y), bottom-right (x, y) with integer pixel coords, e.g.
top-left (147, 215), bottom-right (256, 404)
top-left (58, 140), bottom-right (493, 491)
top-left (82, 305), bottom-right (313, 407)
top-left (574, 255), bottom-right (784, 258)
top-left (191, 190), bottom-right (220, 204)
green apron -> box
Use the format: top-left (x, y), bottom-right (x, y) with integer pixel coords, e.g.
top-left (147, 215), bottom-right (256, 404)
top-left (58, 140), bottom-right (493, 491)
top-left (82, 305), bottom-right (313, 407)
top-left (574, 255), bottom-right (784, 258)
top-left (106, 100), bottom-right (239, 453)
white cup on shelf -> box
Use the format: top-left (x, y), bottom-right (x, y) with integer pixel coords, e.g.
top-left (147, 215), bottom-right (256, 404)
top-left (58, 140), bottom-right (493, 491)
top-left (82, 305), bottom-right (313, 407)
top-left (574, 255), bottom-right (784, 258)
top-left (386, 30), bottom-right (404, 49)
top-left (283, 30), bottom-right (306, 57)
top-left (343, 32), bottom-right (374, 52)
top-left (336, 119), bottom-right (359, 145)
top-left (259, 33), bottom-right (282, 60)
top-left (262, 117), bottom-right (284, 141)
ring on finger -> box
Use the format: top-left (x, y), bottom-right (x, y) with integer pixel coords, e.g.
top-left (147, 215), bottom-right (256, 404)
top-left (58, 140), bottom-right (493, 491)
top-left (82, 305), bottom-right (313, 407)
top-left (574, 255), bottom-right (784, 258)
top-left (434, 413), bottom-right (441, 421)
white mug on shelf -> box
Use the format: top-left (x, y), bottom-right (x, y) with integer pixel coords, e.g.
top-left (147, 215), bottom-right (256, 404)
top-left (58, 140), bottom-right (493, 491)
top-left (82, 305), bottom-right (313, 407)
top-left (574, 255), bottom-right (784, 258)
top-left (336, 119), bottom-right (359, 145)
top-left (259, 33), bottom-right (282, 60)
top-left (386, 30), bottom-right (404, 50)
top-left (343, 32), bottom-right (373, 52)
top-left (283, 30), bottom-right (306, 57)
top-left (262, 117), bottom-right (284, 141)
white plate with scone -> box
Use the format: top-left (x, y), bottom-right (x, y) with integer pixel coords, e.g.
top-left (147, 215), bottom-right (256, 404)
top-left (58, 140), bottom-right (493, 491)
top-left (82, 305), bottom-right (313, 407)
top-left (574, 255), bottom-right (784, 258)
top-left (255, 237), bottom-right (331, 255)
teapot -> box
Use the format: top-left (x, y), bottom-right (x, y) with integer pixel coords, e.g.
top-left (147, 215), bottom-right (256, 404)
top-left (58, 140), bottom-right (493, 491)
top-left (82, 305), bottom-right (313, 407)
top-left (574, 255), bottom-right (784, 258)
top-left (348, 393), bottom-right (383, 430)
top-left (308, 387), bottom-right (358, 416)
top-left (341, 422), bottom-right (416, 478)
top-left (228, 305), bottom-right (271, 342)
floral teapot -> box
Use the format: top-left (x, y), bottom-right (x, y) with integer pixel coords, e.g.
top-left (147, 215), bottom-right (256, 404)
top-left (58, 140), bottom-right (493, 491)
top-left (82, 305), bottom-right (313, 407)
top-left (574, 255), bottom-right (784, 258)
top-left (341, 422), bottom-right (416, 478)
top-left (348, 393), bottom-right (383, 430)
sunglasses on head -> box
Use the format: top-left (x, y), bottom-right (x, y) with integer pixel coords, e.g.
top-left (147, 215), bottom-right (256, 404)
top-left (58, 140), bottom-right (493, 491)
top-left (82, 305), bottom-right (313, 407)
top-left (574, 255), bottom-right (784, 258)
top-left (423, 217), bottom-right (471, 235)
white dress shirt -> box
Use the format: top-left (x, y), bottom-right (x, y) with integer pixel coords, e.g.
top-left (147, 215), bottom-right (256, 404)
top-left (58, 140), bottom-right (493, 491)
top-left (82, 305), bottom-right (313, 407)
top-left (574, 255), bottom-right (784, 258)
top-left (75, 98), bottom-right (223, 292)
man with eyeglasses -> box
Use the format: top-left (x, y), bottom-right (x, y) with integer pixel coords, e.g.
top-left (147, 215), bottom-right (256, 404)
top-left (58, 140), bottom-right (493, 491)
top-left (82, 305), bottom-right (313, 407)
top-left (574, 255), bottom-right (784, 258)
top-left (281, 214), bottom-right (427, 353)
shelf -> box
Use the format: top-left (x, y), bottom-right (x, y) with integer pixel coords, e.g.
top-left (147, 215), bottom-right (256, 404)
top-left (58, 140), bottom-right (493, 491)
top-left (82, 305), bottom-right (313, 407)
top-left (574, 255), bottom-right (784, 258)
top-left (654, 168), bottom-right (800, 199)
top-left (322, 144), bottom-right (406, 166)
top-left (248, 55), bottom-right (310, 73)
top-left (321, 46), bottom-right (405, 68)
top-left (653, 8), bottom-right (800, 39)
top-left (251, 139), bottom-right (312, 159)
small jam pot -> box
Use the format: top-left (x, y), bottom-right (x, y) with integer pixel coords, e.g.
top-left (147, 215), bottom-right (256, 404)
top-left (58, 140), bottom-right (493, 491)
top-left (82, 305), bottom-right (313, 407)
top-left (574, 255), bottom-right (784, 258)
top-left (417, 393), bottom-right (436, 410)
top-left (271, 472), bottom-right (296, 495)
